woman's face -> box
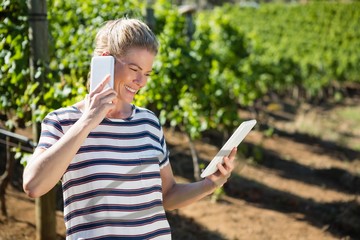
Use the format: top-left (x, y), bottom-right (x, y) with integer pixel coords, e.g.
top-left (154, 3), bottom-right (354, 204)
top-left (113, 48), bottom-right (155, 104)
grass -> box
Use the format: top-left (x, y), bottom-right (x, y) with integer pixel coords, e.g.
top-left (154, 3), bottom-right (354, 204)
top-left (296, 103), bottom-right (360, 152)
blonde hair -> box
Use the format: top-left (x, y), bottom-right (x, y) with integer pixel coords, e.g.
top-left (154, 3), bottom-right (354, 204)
top-left (94, 18), bottom-right (159, 58)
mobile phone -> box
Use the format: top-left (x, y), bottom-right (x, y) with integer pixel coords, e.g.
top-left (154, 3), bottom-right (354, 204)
top-left (90, 56), bottom-right (115, 92)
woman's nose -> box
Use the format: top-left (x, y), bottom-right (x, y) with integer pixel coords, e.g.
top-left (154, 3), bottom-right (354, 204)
top-left (134, 73), bottom-right (146, 87)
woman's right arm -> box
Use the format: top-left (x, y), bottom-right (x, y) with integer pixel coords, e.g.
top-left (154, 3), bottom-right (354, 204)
top-left (23, 75), bottom-right (116, 198)
top-left (23, 117), bottom-right (94, 198)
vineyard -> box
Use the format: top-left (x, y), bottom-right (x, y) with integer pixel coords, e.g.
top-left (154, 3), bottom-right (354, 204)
top-left (1, 0), bottom-right (360, 135)
top-left (1, 0), bottom-right (360, 239)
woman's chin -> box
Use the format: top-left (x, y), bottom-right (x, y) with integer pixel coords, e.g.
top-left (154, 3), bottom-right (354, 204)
top-left (125, 94), bottom-right (136, 103)
top-left (118, 97), bottom-right (134, 105)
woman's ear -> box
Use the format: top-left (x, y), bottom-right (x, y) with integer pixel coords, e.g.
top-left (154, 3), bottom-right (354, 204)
top-left (101, 51), bottom-right (110, 56)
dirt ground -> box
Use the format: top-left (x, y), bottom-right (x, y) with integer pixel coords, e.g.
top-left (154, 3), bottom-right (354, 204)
top-left (0, 94), bottom-right (359, 240)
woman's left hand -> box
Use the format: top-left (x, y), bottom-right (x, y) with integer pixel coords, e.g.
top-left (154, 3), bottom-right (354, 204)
top-left (206, 147), bottom-right (237, 188)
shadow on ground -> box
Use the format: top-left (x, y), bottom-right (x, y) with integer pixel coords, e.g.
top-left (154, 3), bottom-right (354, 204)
top-left (225, 173), bottom-right (360, 240)
top-left (167, 210), bottom-right (226, 240)
top-left (242, 142), bottom-right (360, 195)
top-left (168, 138), bottom-right (360, 240)
top-left (259, 124), bottom-right (360, 162)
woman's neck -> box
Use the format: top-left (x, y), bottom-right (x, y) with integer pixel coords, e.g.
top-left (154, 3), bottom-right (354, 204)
top-left (107, 103), bottom-right (133, 119)
top-left (75, 100), bottom-right (133, 119)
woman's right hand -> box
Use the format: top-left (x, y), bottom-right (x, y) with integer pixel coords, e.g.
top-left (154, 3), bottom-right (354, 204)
top-left (81, 74), bottom-right (117, 129)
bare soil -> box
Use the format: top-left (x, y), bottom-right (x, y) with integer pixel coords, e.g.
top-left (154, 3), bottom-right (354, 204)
top-left (0, 96), bottom-right (359, 240)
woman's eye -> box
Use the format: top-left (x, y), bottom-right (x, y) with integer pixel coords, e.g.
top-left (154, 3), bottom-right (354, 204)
top-left (130, 68), bottom-right (138, 72)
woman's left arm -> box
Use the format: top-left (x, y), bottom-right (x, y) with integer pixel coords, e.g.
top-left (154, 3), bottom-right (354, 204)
top-left (161, 147), bottom-right (237, 210)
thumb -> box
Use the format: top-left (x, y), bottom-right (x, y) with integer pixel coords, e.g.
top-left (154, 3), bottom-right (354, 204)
top-left (84, 94), bottom-right (90, 107)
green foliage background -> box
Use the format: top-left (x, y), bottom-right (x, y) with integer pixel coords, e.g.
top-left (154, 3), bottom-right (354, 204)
top-left (1, 0), bottom-right (359, 138)
top-left (210, 3), bottom-right (360, 99)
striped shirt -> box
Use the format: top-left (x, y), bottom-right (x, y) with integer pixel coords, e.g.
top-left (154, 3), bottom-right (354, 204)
top-left (36, 105), bottom-right (172, 240)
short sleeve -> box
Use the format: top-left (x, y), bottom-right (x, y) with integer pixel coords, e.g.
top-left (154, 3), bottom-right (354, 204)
top-left (159, 125), bottom-right (170, 169)
top-left (36, 112), bottom-right (64, 150)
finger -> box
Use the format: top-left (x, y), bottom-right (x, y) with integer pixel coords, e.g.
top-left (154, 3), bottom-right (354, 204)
top-left (84, 94), bottom-right (90, 107)
top-left (223, 156), bottom-right (234, 171)
top-left (103, 101), bottom-right (116, 110)
top-left (91, 87), bottom-right (117, 102)
top-left (97, 85), bottom-right (117, 97)
top-left (221, 148), bottom-right (235, 170)
top-left (99, 92), bottom-right (117, 104)
top-left (228, 147), bottom-right (237, 159)
top-left (217, 162), bottom-right (229, 176)
top-left (91, 74), bottom-right (111, 95)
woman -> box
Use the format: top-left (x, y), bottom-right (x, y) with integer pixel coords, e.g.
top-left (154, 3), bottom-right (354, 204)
top-left (23, 18), bottom-right (236, 239)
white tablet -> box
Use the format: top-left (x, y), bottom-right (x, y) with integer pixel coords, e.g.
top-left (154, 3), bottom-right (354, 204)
top-left (200, 119), bottom-right (257, 178)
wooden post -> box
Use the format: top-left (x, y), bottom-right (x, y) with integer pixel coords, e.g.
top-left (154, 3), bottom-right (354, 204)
top-left (0, 137), bottom-right (14, 217)
top-left (179, 5), bottom-right (197, 44)
top-left (145, 0), bottom-right (155, 31)
top-left (27, 0), bottom-right (57, 239)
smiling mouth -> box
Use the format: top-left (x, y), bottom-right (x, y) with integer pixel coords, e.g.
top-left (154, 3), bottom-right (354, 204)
top-left (125, 85), bottom-right (137, 93)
